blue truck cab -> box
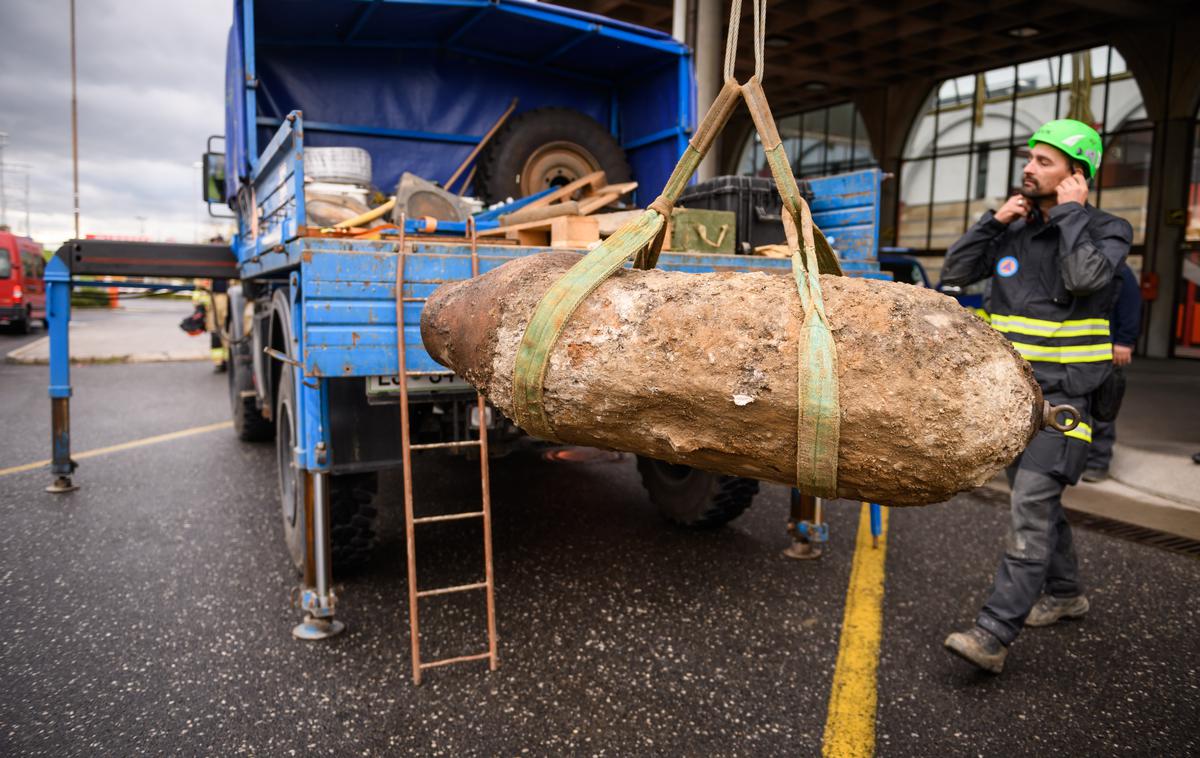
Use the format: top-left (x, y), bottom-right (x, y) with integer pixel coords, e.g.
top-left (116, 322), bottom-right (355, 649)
top-left (202, 0), bottom-right (892, 638)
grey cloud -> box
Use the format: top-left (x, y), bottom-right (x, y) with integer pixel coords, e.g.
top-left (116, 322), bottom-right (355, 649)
top-left (0, 0), bottom-right (230, 245)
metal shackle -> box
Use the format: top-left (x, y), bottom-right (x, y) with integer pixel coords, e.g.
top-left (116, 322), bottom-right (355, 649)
top-left (1043, 400), bottom-right (1081, 433)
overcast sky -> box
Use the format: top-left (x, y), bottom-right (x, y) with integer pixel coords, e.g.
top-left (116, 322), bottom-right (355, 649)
top-left (0, 0), bottom-right (231, 247)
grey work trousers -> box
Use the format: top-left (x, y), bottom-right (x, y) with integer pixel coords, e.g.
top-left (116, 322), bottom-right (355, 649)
top-left (976, 466), bottom-right (1082, 645)
top-left (1086, 419), bottom-right (1115, 470)
top-left (975, 392), bottom-right (1089, 647)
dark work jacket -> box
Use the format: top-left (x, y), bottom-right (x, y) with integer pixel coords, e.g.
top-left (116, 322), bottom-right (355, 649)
top-left (1109, 262), bottom-right (1142, 347)
top-left (942, 201), bottom-right (1133, 398)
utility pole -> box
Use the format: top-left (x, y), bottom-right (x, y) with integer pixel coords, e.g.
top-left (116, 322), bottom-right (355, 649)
top-left (0, 131), bottom-right (8, 229)
top-left (70, 0), bottom-right (80, 239)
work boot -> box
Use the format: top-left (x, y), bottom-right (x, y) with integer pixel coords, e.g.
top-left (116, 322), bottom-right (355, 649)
top-left (1081, 467), bottom-right (1108, 483)
top-left (1025, 594), bottom-right (1089, 627)
top-left (944, 627), bottom-right (1007, 673)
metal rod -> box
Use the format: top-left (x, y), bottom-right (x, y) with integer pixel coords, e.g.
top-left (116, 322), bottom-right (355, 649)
top-left (394, 218), bottom-right (424, 685)
top-left (409, 439), bottom-right (481, 451)
top-left (69, 0), bottom-right (80, 239)
top-left (417, 582), bottom-right (488, 599)
top-left (303, 472), bottom-right (316, 589)
top-left (412, 511), bottom-right (484, 525)
top-left (472, 217), bottom-right (499, 672)
top-left (444, 98), bottom-right (517, 192)
top-left (45, 257), bottom-right (77, 493)
top-left (419, 652), bottom-right (492, 670)
top-left (312, 471), bottom-right (331, 599)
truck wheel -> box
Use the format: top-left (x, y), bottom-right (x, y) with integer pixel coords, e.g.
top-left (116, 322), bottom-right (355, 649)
top-left (228, 344), bottom-right (273, 442)
top-left (328, 472), bottom-right (380, 571)
top-left (476, 107), bottom-right (631, 204)
top-left (276, 368), bottom-right (308, 571)
top-left (275, 369), bottom-right (380, 574)
top-left (636, 455), bottom-right (759, 529)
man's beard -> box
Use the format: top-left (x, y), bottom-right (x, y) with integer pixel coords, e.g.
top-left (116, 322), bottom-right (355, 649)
top-left (1019, 180), bottom-right (1054, 200)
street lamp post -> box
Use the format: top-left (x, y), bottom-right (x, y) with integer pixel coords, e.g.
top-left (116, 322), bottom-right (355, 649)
top-left (0, 131), bottom-right (8, 229)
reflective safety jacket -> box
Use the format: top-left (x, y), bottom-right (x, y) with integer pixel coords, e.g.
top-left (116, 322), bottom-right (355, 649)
top-left (942, 201), bottom-right (1132, 401)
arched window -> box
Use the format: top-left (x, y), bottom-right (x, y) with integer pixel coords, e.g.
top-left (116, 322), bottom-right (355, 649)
top-left (735, 102), bottom-right (876, 179)
top-left (897, 45), bottom-right (1151, 258)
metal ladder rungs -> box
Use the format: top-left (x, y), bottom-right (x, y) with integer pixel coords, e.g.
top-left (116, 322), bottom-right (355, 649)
top-left (396, 226), bottom-right (499, 685)
top-left (410, 439), bottom-right (481, 451)
top-left (416, 581), bottom-right (488, 599)
top-left (420, 651), bottom-right (492, 671)
top-left (413, 511), bottom-right (485, 525)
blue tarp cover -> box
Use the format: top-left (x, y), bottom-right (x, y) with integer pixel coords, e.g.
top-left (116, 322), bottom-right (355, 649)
top-left (225, 0), bottom-right (693, 204)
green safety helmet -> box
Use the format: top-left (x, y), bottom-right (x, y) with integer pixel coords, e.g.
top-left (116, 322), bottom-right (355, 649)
top-left (1028, 119), bottom-right (1103, 178)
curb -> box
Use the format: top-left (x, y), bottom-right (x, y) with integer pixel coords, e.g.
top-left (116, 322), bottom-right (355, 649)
top-left (983, 475), bottom-right (1200, 542)
top-left (6, 342), bottom-right (211, 366)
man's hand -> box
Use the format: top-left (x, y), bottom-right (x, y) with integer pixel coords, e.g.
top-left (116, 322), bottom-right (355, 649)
top-left (994, 194), bottom-right (1030, 225)
top-left (1056, 169), bottom-right (1089, 207)
top-left (1113, 344), bottom-right (1133, 366)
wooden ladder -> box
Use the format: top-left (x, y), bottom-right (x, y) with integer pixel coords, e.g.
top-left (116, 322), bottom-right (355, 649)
top-left (393, 219), bottom-right (498, 684)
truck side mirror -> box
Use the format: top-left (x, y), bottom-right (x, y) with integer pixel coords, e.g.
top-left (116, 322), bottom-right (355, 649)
top-left (202, 152), bottom-right (226, 204)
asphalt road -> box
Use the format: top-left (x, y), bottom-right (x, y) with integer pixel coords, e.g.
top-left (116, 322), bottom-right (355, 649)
top-left (0, 358), bottom-right (1197, 756)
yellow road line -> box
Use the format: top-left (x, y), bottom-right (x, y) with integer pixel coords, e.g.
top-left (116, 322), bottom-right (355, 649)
top-left (822, 503), bottom-right (889, 758)
top-left (0, 420), bottom-right (234, 478)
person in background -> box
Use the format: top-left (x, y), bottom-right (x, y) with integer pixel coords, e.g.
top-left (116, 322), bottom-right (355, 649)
top-left (1082, 262), bottom-right (1141, 482)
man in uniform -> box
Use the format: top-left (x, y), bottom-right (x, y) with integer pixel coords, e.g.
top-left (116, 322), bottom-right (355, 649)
top-left (940, 119), bottom-right (1132, 673)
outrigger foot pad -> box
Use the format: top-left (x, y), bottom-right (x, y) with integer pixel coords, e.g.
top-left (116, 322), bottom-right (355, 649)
top-left (292, 617), bottom-right (346, 640)
top-left (46, 476), bottom-right (79, 494)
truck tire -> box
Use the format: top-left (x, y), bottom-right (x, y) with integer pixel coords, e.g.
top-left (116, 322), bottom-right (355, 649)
top-left (476, 107), bottom-right (631, 204)
top-left (228, 344), bottom-right (273, 442)
top-left (327, 472), bottom-right (380, 571)
top-left (13, 307), bottom-right (31, 335)
top-left (636, 455), bottom-right (759, 529)
top-left (275, 361), bottom-right (380, 574)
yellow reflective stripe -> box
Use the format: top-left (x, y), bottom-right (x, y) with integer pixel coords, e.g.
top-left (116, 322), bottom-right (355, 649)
top-left (990, 314), bottom-right (1110, 338)
top-left (1011, 341), bottom-right (1113, 363)
top-left (991, 314), bottom-right (1109, 330)
top-left (973, 308), bottom-right (991, 323)
top-left (1064, 422), bottom-right (1092, 443)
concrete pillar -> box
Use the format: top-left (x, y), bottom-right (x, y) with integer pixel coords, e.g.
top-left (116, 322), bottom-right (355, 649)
top-left (671, 0), bottom-right (687, 43)
top-left (1115, 14), bottom-right (1200, 358)
top-left (694, 0), bottom-right (723, 181)
top-left (1142, 118), bottom-right (1192, 358)
top-left (854, 78), bottom-right (938, 246)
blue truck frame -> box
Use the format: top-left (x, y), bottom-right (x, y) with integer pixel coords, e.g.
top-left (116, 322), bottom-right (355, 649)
top-left (44, 0), bottom-right (888, 643)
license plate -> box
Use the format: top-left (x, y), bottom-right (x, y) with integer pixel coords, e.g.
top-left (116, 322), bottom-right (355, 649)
top-left (366, 373), bottom-right (465, 396)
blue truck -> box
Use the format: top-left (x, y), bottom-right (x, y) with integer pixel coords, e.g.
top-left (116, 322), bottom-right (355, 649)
top-left (46, 0), bottom-right (886, 658)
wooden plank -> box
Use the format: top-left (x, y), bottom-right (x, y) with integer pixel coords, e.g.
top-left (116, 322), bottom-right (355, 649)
top-left (549, 216), bottom-right (599, 249)
top-left (517, 170), bottom-right (607, 212)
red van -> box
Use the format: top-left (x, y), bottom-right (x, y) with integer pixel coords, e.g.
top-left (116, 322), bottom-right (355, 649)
top-left (0, 230), bottom-right (47, 333)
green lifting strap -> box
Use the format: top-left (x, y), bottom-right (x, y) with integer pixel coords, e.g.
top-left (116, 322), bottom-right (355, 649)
top-left (510, 0), bottom-right (842, 497)
top-left (509, 78), bottom-right (744, 441)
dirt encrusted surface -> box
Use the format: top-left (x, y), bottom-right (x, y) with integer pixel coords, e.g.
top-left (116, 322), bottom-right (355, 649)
top-left (422, 252), bottom-right (1041, 506)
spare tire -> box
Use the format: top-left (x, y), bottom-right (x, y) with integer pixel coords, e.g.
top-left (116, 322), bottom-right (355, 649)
top-left (476, 107), bottom-right (631, 204)
top-left (304, 147), bottom-right (372, 186)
